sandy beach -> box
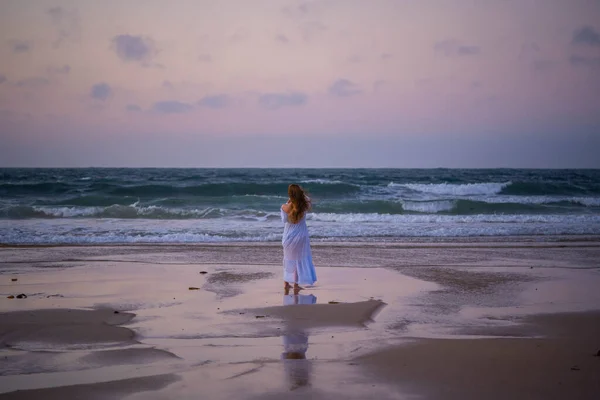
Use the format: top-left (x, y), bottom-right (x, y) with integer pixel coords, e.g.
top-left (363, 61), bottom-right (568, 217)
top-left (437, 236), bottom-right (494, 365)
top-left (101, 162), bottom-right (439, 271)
top-left (1, 241), bottom-right (600, 399)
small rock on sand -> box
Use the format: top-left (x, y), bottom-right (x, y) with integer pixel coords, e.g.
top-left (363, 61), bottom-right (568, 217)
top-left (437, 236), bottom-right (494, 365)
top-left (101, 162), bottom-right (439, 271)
top-left (595, 350), bottom-right (600, 357)
top-left (189, 287), bottom-right (200, 290)
top-left (16, 294), bottom-right (27, 299)
top-left (199, 271), bottom-right (208, 274)
top-left (7, 295), bottom-right (14, 299)
top-left (255, 315), bottom-right (266, 319)
top-left (328, 301), bottom-right (340, 304)
top-left (11, 278), bottom-right (17, 281)
top-left (571, 366), bottom-right (580, 371)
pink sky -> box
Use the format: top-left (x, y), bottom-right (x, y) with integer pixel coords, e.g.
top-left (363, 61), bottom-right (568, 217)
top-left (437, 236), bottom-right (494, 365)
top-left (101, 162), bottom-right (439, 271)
top-left (1, 0), bottom-right (599, 167)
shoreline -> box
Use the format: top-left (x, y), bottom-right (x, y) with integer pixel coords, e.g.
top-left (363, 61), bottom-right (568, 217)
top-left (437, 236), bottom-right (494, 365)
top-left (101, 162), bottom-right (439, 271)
top-left (2, 233), bottom-right (600, 248)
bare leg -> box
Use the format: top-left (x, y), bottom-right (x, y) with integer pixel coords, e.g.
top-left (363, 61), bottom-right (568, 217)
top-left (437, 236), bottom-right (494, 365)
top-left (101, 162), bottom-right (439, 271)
top-left (284, 282), bottom-right (291, 291)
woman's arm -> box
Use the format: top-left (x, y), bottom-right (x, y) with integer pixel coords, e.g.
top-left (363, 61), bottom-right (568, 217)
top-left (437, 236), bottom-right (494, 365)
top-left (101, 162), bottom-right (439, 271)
top-left (281, 201), bottom-right (291, 213)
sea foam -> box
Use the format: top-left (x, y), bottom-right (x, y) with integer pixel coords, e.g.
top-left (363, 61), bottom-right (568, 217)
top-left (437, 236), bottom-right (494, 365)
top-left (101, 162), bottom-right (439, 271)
top-left (389, 182), bottom-right (511, 196)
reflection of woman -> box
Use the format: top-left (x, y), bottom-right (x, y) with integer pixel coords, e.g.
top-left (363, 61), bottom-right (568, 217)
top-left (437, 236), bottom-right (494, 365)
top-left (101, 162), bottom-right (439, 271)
top-left (281, 184), bottom-right (317, 294)
top-left (283, 293), bottom-right (317, 306)
top-left (281, 294), bottom-right (316, 390)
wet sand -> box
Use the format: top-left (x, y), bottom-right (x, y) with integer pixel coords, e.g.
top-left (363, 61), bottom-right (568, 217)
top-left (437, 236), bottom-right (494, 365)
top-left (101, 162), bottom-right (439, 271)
top-left (358, 311), bottom-right (600, 400)
top-left (1, 241), bottom-right (600, 399)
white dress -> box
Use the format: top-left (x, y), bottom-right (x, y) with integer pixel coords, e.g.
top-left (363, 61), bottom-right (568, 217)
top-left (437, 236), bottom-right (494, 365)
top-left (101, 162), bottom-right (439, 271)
top-left (281, 208), bottom-right (317, 285)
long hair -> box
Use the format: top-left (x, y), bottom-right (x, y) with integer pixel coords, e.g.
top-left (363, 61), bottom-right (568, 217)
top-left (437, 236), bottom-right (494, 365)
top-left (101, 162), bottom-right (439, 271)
top-left (287, 184), bottom-right (311, 224)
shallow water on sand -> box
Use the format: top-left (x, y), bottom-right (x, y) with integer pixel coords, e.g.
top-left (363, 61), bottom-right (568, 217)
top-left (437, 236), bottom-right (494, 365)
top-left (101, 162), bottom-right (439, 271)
top-left (1, 242), bottom-right (600, 399)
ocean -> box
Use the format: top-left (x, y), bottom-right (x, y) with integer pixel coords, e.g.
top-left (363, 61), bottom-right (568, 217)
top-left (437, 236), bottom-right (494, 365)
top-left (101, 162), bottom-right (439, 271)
top-left (1, 168), bottom-right (600, 244)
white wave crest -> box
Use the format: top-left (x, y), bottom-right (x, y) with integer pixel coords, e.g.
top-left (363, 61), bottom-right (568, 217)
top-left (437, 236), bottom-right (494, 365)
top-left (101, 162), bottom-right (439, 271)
top-left (1, 231), bottom-right (283, 245)
top-left (309, 212), bottom-right (600, 224)
top-left (389, 182), bottom-right (511, 196)
top-left (236, 194), bottom-right (287, 199)
top-left (28, 205), bottom-right (286, 220)
top-left (563, 197), bottom-right (600, 207)
top-left (467, 196), bottom-right (600, 206)
top-left (31, 205), bottom-right (228, 219)
top-left (3, 214), bottom-right (600, 245)
top-left (301, 179), bottom-right (345, 184)
top-left (32, 206), bottom-right (100, 217)
top-left (401, 200), bottom-right (455, 213)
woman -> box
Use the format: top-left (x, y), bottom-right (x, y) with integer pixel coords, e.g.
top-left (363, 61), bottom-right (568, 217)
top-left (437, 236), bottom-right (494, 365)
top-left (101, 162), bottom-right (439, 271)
top-left (281, 184), bottom-right (317, 293)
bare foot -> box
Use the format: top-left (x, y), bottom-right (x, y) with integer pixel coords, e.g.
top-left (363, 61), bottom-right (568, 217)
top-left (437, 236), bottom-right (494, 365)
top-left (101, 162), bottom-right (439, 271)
top-left (293, 284), bottom-right (304, 294)
top-left (284, 282), bottom-right (291, 291)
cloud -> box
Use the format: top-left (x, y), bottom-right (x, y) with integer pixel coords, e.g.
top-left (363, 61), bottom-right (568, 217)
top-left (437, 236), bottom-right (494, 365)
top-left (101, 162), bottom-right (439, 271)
top-left (198, 54), bottom-right (212, 62)
top-left (276, 34), bottom-right (289, 44)
top-left (517, 43), bottom-right (553, 72)
top-left (112, 34), bottom-right (154, 62)
top-left (10, 40), bottom-right (32, 54)
top-left (532, 59), bottom-right (554, 72)
top-left (282, 2), bottom-right (312, 19)
top-left (0, 74), bottom-right (6, 85)
top-left (46, 7), bottom-right (80, 47)
top-left (229, 29), bottom-right (249, 43)
top-left (16, 77), bottom-right (49, 88)
top-left (414, 75), bottom-right (454, 89)
top-left (519, 42), bottom-right (540, 60)
top-left (282, 2), bottom-right (327, 42)
top-left (434, 40), bottom-right (481, 57)
top-left (434, 40), bottom-right (454, 55)
top-left (126, 104), bottom-right (142, 112)
top-left (572, 26), bottom-right (600, 47)
top-left (457, 45), bottom-right (480, 56)
top-left (47, 65), bottom-right (71, 75)
top-left (475, 94), bottom-right (500, 107)
top-left (198, 94), bottom-right (230, 109)
top-left (152, 100), bottom-right (193, 114)
top-left (258, 92), bottom-right (307, 109)
top-left (329, 79), bottom-right (362, 97)
top-left (47, 7), bottom-right (65, 21)
top-left (90, 83), bottom-right (112, 101)
top-left (381, 53), bottom-right (393, 61)
top-left (347, 55), bottom-right (362, 64)
top-left (373, 80), bottom-right (387, 92)
top-left (569, 55), bottom-right (600, 68)
top-left (300, 21), bottom-right (328, 41)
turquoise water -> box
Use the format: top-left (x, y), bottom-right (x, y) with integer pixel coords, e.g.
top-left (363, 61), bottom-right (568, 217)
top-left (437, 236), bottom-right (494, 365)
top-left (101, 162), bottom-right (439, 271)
top-left (1, 168), bottom-right (599, 243)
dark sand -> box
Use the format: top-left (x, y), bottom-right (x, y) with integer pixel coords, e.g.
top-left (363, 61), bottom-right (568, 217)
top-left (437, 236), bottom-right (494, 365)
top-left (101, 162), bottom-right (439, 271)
top-left (1, 374), bottom-right (181, 400)
top-left (0, 309), bottom-right (137, 348)
top-left (358, 311), bottom-right (600, 400)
